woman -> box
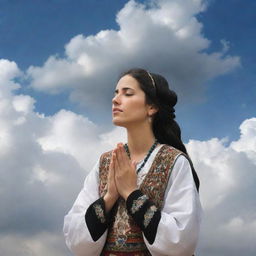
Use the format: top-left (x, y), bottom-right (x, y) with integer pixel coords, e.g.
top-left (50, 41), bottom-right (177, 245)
top-left (63, 68), bottom-right (202, 256)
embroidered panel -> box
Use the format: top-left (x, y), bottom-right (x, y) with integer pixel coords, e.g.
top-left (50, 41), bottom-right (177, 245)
top-left (99, 144), bottom-right (183, 254)
top-left (131, 194), bottom-right (148, 214)
top-left (140, 146), bottom-right (183, 208)
top-left (93, 203), bottom-right (106, 224)
top-left (99, 151), bottom-right (112, 197)
top-left (143, 205), bottom-right (157, 228)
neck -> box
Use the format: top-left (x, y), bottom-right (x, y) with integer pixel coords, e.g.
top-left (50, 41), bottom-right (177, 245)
top-left (126, 121), bottom-right (157, 157)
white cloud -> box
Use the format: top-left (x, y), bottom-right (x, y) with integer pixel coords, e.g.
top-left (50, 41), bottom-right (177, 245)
top-left (0, 232), bottom-right (70, 256)
top-left (1, 58), bottom-right (255, 255)
top-left (0, 59), bottom-right (124, 254)
top-left (230, 118), bottom-right (256, 161)
top-left (220, 39), bottom-right (230, 54)
top-left (0, 59), bottom-right (22, 98)
top-left (26, 0), bottom-right (240, 111)
top-left (12, 95), bottom-right (36, 114)
top-left (186, 118), bottom-right (256, 255)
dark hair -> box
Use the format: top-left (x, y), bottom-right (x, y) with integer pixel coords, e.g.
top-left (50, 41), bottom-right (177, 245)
top-left (120, 68), bottom-right (200, 191)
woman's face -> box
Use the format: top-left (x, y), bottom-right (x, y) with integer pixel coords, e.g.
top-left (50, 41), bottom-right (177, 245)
top-left (112, 74), bottom-right (154, 128)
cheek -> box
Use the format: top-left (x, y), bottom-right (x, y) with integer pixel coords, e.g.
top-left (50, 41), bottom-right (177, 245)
top-left (127, 99), bottom-right (147, 116)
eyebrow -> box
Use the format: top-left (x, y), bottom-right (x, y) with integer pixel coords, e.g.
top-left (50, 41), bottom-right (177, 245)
top-left (114, 87), bottom-right (135, 93)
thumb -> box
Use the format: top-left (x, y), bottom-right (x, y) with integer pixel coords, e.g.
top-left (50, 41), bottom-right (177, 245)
top-left (109, 152), bottom-right (115, 177)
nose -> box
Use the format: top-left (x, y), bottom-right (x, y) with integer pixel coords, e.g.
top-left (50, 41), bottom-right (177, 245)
top-left (112, 94), bottom-right (120, 105)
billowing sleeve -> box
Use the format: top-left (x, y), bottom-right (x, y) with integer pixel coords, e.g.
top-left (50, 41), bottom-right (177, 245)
top-left (126, 154), bottom-right (202, 256)
top-left (146, 154), bottom-right (202, 256)
top-left (63, 158), bottom-right (108, 256)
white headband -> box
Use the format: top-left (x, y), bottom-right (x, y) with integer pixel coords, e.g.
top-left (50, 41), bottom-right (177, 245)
top-left (146, 71), bottom-right (156, 89)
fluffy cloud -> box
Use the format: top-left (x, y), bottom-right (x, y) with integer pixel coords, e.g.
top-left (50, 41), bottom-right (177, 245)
top-left (187, 118), bottom-right (256, 255)
top-left (27, 0), bottom-right (240, 111)
top-left (0, 232), bottom-right (69, 256)
top-left (0, 59), bottom-right (22, 97)
top-left (1, 58), bottom-right (255, 255)
top-left (0, 59), bottom-right (126, 254)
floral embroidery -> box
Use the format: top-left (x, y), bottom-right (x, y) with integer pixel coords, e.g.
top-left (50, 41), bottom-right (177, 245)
top-left (113, 198), bottom-right (130, 248)
top-left (93, 203), bottom-right (106, 223)
top-left (143, 205), bottom-right (158, 228)
top-left (131, 194), bottom-right (148, 214)
top-left (98, 145), bottom-right (182, 253)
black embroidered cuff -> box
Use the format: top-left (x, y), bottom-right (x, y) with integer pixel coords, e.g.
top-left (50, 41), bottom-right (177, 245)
top-left (126, 189), bottom-right (161, 244)
top-left (85, 197), bottom-right (110, 241)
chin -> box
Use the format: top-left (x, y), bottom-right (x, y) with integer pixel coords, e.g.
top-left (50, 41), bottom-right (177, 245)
top-left (112, 118), bottom-right (127, 128)
top-left (112, 121), bottom-right (125, 127)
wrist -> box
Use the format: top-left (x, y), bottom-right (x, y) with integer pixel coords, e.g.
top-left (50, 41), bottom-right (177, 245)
top-left (123, 187), bottom-right (139, 201)
top-left (103, 193), bottom-right (118, 213)
top-left (126, 189), bottom-right (146, 214)
top-left (104, 193), bottom-right (118, 203)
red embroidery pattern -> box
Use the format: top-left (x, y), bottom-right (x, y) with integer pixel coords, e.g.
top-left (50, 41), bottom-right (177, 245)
top-left (99, 144), bottom-right (183, 255)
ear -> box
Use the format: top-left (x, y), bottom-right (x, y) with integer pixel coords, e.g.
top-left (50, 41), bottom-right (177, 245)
top-left (148, 104), bottom-right (159, 116)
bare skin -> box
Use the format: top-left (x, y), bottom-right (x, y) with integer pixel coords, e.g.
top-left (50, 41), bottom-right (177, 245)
top-left (104, 75), bottom-right (159, 213)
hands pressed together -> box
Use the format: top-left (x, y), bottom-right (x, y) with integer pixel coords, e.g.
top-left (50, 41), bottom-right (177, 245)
top-left (104, 143), bottom-right (138, 211)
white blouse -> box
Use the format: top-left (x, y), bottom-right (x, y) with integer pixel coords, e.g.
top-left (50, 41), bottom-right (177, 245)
top-left (63, 144), bottom-right (202, 256)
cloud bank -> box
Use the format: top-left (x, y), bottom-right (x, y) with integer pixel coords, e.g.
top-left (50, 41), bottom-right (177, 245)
top-left (1, 58), bottom-right (255, 255)
top-left (0, 58), bottom-right (126, 255)
top-left (26, 0), bottom-right (240, 111)
top-left (187, 118), bottom-right (256, 255)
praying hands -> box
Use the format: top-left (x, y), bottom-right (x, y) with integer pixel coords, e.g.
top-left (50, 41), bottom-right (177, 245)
top-left (104, 143), bottom-right (138, 212)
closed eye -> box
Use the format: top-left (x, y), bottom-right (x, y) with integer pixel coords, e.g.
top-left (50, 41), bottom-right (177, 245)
top-left (114, 87), bottom-right (135, 96)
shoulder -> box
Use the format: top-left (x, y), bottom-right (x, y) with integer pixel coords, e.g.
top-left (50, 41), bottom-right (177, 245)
top-left (159, 145), bottom-right (193, 178)
top-left (170, 153), bottom-right (197, 189)
top-left (99, 149), bottom-right (113, 164)
top-left (100, 149), bottom-right (113, 158)
top-left (160, 144), bottom-right (187, 161)
top-left (161, 144), bottom-right (181, 153)
top-left (173, 154), bottom-right (191, 169)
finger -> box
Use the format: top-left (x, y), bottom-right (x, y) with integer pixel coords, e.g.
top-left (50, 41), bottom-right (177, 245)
top-left (111, 150), bottom-right (116, 165)
top-left (113, 151), bottom-right (120, 173)
top-left (116, 146), bottom-right (122, 168)
top-left (109, 152), bottom-right (114, 177)
top-left (115, 143), bottom-right (119, 160)
top-left (119, 144), bottom-right (128, 171)
top-left (112, 152), bottom-right (117, 172)
top-left (119, 144), bottom-right (126, 165)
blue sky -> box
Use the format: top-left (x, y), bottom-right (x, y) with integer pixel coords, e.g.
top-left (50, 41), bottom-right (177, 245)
top-left (1, 0), bottom-right (255, 142)
top-left (0, 1), bottom-right (255, 255)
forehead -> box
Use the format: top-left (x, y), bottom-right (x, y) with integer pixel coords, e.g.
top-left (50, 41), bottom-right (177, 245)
top-left (115, 75), bottom-right (140, 90)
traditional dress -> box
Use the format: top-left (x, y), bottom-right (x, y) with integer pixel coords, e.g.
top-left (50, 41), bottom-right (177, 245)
top-left (63, 144), bottom-right (202, 256)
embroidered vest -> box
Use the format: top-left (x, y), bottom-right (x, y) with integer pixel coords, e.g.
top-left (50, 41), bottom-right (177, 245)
top-left (99, 144), bottom-right (183, 256)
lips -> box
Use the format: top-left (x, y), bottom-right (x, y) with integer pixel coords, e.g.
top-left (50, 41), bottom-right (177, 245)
top-left (112, 108), bottom-right (123, 113)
